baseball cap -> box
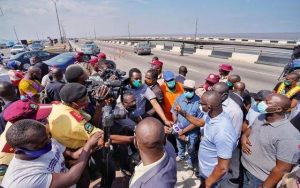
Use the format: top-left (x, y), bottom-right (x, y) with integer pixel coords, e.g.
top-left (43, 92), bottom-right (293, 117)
top-left (97, 52), bottom-right (106, 59)
top-left (150, 60), bottom-right (163, 68)
top-left (183, 80), bottom-right (196, 89)
top-left (88, 57), bottom-right (98, 67)
top-left (250, 90), bottom-right (272, 101)
top-left (3, 99), bottom-right (52, 123)
top-left (205, 74), bottom-right (220, 84)
top-left (219, 64), bottom-right (233, 72)
top-left (163, 71), bottom-right (175, 81)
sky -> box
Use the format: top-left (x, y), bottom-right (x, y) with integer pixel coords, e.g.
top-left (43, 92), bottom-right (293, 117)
top-left (0, 0), bottom-right (300, 40)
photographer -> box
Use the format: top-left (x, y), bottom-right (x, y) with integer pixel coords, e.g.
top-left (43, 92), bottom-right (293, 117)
top-left (126, 68), bottom-right (173, 126)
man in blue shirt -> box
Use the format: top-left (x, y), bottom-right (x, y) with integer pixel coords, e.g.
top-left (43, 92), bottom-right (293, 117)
top-left (198, 91), bottom-right (237, 188)
top-left (171, 80), bottom-right (203, 169)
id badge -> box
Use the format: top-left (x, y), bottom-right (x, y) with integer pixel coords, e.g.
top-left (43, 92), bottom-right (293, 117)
top-left (172, 122), bottom-right (182, 133)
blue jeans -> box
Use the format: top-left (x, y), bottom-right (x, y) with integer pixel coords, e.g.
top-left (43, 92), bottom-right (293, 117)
top-left (176, 132), bottom-right (198, 166)
top-left (242, 169), bottom-right (264, 188)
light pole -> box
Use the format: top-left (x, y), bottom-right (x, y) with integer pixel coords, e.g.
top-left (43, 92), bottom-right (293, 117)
top-left (194, 17), bottom-right (198, 50)
top-left (128, 22), bottom-right (131, 39)
top-left (13, 26), bottom-right (20, 43)
top-left (51, 0), bottom-right (63, 43)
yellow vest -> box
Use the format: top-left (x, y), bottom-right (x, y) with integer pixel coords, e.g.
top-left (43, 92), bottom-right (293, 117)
top-left (277, 82), bottom-right (300, 98)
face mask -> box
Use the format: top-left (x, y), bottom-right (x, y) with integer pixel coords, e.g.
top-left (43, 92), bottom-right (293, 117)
top-left (132, 80), bottom-right (142, 88)
top-left (226, 81), bottom-right (233, 88)
top-left (284, 80), bottom-right (292, 86)
top-left (166, 80), bottom-right (176, 89)
top-left (126, 104), bottom-right (136, 112)
top-left (257, 101), bottom-right (268, 114)
top-left (184, 91), bottom-right (194, 99)
top-left (251, 98), bottom-right (257, 107)
top-left (16, 141), bottom-right (52, 158)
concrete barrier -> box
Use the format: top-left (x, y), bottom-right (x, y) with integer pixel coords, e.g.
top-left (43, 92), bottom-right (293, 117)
top-left (230, 52), bottom-right (259, 63)
top-left (155, 44), bottom-right (165, 50)
top-left (170, 46), bottom-right (181, 52)
top-left (262, 40), bottom-right (270, 44)
top-left (193, 49), bottom-right (212, 56)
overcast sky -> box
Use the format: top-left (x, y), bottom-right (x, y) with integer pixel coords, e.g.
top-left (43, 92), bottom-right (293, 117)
top-left (0, 0), bottom-right (300, 40)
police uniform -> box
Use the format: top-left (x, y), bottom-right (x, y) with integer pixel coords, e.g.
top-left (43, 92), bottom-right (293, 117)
top-left (48, 102), bottom-right (102, 149)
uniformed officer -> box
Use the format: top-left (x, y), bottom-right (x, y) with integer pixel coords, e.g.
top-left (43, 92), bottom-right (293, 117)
top-left (47, 82), bottom-right (104, 149)
top-left (48, 83), bottom-right (132, 188)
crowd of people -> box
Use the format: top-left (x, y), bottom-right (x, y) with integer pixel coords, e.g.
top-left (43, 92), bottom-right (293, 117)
top-left (0, 49), bottom-right (299, 188)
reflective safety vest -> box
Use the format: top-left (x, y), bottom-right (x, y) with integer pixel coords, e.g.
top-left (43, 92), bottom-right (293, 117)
top-left (277, 82), bottom-right (300, 98)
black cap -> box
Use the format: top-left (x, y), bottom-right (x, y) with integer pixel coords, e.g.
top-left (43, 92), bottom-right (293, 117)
top-left (59, 83), bottom-right (87, 103)
top-left (250, 90), bottom-right (272, 101)
top-left (65, 65), bottom-right (84, 83)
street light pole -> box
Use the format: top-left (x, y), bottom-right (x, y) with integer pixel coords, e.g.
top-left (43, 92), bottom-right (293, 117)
top-left (194, 17), bottom-right (198, 50)
top-left (128, 22), bottom-right (131, 39)
top-left (51, 0), bottom-right (63, 43)
top-left (13, 26), bottom-right (20, 43)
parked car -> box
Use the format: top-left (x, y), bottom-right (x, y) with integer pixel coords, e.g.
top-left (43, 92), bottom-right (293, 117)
top-left (10, 44), bottom-right (28, 55)
top-left (29, 43), bottom-right (44, 51)
top-left (44, 52), bottom-right (76, 70)
top-left (6, 41), bottom-right (15, 48)
top-left (6, 50), bottom-right (58, 70)
top-left (0, 43), bottom-right (6, 49)
top-left (81, 44), bottom-right (100, 55)
top-left (134, 43), bottom-right (151, 55)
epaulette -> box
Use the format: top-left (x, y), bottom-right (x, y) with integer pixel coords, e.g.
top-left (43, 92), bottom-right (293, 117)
top-left (70, 111), bottom-right (84, 122)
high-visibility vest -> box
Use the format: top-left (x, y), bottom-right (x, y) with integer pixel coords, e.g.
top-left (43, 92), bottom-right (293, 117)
top-left (277, 82), bottom-right (300, 98)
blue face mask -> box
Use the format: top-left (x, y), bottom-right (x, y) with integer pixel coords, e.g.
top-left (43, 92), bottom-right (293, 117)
top-left (166, 80), bottom-right (176, 88)
top-left (257, 101), bottom-right (268, 114)
top-left (251, 98), bottom-right (257, 107)
top-left (184, 91), bottom-right (194, 99)
top-left (132, 79), bottom-right (142, 88)
top-left (16, 141), bottom-right (52, 158)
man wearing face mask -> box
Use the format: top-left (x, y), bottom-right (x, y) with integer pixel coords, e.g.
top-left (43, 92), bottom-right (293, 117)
top-left (1, 119), bottom-right (102, 188)
top-left (161, 71), bottom-right (184, 121)
top-left (126, 68), bottom-right (172, 126)
top-left (273, 72), bottom-right (300, 112)
top-left (18, 66), bottom-right (44, 103)
top-left (195, 73), bottom-right (220, 97)
top-left (198, 91), bottom-right (237, 187)
top-left (144, 69), bottom-right (164, 119)
top-left (171, 80), bottom-right (203, 169)
top-left (226, 74), bottom-right (241, 90)
top-left (241, 94), bottom-right (300, 188)
top-left (0, 99), bottom-right (53, 181)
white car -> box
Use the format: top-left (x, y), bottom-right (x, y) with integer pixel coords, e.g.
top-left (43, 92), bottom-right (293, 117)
top-left (11, 44), bottom-right (28, 55)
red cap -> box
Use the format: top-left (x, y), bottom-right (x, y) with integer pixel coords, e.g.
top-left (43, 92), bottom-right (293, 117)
top-left (205, 74), bottom-right (220, 84)
top-left (89, 57), bottom-right (98, 66)
top-left (150, 60), bottom-right (163, 68)
top-left (3, 99), bottom-right (52, 123)
top-left (97, 52), bottom-right (106, 59)
top-left (219, 64), bottom-right (233, 72)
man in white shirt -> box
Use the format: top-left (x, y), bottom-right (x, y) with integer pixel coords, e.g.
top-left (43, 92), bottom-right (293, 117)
top-left (1, 119), bottom-right (102, 188)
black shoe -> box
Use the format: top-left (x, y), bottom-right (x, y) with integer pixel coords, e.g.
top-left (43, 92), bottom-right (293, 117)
top-left (228, 178), bottom-right (241, 185)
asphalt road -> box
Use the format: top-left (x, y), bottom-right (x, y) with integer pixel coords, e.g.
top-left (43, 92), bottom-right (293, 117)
top-left (74, 40), bottom-right (283, 93)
